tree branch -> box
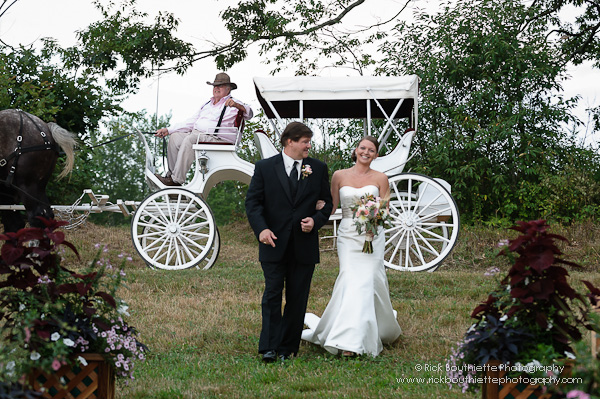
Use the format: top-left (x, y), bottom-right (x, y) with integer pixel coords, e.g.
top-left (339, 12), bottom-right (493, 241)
top-left (0, 0), bottom-right (19, 19)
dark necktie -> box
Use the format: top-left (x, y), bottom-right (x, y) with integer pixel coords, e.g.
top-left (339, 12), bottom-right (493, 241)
top-left (289, 161), bottom-right (299, 198)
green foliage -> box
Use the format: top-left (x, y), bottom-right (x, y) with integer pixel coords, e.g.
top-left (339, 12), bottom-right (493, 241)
top-left (207, 181), bottom-right (249, 226)
top-left (1, 0), bottom-right (194, 214)
top-left (448, 220), bottom-right (598, 392)
top-left (215, 0), bottom-right (600, 225)
top-left (218, 0), bottom-right (381, 73)
top-left (0, 220), bottom-right (146, 382)
top-left (0, 45), bottom-right (114, 133)
top-left (45, 111), bottom-right (170, 214)
top-left (378, 0), bottom-right (600, 224)
top-left (72, 0), bottom-right (194, 95)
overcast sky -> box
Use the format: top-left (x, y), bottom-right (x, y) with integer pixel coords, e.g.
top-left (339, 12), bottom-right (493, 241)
top-left (1, 0), bottom-right (598, 139)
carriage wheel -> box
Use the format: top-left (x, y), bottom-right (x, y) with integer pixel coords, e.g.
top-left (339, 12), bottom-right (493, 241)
top-left (196, 228), bottom-right (220, 270)
top-left (131, 188), bottom-right (217, 270)
top-left (138, 226), bottom-right (220, 270)
top-left (384, 173), bottom-right (460, 272)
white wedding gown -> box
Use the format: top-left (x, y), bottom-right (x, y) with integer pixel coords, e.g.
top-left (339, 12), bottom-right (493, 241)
top-left (302, 185), bottom-right (402, 356)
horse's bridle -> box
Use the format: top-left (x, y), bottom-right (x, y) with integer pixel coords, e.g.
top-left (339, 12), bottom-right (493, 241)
top-left (0, 109), bottom-right (59, 186)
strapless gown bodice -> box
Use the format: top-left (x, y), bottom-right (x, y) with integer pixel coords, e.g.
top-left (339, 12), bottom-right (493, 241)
top-left (301, 185), bottom-right (401, 356)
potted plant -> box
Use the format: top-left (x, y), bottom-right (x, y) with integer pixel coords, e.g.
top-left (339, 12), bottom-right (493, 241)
top-left (0, 219), bottom-right (147, 398)
top-left (446, 220), bottom-right (599, 397)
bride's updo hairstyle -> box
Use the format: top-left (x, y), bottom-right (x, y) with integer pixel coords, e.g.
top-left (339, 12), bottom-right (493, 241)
top-left (351, 136), bottom-right (380, 162)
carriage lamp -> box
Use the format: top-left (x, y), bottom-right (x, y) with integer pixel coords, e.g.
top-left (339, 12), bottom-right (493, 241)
top-left (198, 150), bottom-right (209, 180)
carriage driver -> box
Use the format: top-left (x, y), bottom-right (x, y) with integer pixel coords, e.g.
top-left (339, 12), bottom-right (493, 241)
top-left (154, 72), bottom-right (254, 186)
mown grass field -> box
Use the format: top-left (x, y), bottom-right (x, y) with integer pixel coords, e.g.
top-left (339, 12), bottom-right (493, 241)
top-left (57, 220), bottom-right (600, 399)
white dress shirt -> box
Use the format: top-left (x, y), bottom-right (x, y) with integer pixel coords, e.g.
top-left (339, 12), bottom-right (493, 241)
top-left (167, 95), bottom-right (253, 142)
top-left (281, 151), bottom-right (301, 180)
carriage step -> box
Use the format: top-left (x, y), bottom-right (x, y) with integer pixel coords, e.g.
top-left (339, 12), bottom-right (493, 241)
top-left (84, 189), bottom-right (109, 206)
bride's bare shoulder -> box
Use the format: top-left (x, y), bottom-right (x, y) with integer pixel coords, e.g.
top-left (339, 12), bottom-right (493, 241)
top-left (332, 168), bottom-right (351, 179)
top-left (374, 170), bottom-right (388, 180)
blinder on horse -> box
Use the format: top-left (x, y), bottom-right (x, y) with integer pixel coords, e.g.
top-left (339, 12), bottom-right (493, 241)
top-left (0, 109), bottom-right (59, 186)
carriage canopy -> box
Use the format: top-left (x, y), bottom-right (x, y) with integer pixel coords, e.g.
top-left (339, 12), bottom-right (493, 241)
top-left (253, 75), bottom-right (419, 120)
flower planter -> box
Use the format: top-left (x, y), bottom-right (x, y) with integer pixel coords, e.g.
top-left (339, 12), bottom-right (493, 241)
top-left (28, 354), bottom-right (115, 399)
top-left (482, 360), bottom-right (571, 399)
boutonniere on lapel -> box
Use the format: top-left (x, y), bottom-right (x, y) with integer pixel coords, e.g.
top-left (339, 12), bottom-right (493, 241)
top-left (301, 164), bottom-right (312, 179)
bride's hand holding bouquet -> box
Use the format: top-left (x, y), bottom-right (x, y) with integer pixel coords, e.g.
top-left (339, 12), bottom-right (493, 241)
top-left (351, 193), bottom-right (391, 253)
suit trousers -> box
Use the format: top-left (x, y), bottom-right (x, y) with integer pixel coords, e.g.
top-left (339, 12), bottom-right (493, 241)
top-left (166, 130), bottom-right (226, 184)
top-left (259, 239), bottom-right (315, 355)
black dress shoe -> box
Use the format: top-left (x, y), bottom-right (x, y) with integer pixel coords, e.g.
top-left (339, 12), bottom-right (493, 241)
top-left (262, 350), bottom-right (277, 363)
top-left (278, 353), bottom-right (293, 362)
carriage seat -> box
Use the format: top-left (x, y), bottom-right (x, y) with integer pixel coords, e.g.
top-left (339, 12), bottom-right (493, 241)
top-left (193, 109), bottom-right (245, 147)
top-left (253, 130), bottom-right (279, 159)
top-left (371, 128), bottom-right (415, 175)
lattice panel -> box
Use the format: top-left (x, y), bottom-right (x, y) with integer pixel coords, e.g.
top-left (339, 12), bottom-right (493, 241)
top-left (28, 354), bottom-right (114, 399)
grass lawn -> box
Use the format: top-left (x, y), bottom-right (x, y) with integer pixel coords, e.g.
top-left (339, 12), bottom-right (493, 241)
top-left (56, 219), bottom-right (600, 399)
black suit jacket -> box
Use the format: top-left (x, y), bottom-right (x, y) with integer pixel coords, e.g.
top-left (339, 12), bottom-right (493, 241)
top-left (245, 154), bottom-right (333, 264)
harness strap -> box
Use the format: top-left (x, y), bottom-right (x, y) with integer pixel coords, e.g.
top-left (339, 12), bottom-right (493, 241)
top-left (2, 110), bottom-right (58, 186)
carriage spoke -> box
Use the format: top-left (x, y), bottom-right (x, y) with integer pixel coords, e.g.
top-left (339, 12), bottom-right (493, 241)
top-left (142, 236), bottom-right (164, 253)
top-left (176, 200), bottom-right (195, 225)
top-left (173, 237), bottom-right (184, 267)
top-left (415, 225), bottom-right (450, 243)
top-left (153, 200), bottom-right (172, 225)
top-left (409, 230), bottom-right (426, 265)
top-left (180, 221), bottom-right (211, 232)
top-left (176, 235), bottom-right (199, 261)
top-left (137, 228), bottom-right (165, 239)
top-left (180, 209), bottom-right (208, 227)
top-left (152, 239), bottom-right (171, 263)
top-left (413, 229), bottom-right (440, 257)
top-left (140, 209), bottom-right (168, 228)
top-left (390, 184), bottom-right (408, 214)
top-left (179, 232), bottom-right (207, 251)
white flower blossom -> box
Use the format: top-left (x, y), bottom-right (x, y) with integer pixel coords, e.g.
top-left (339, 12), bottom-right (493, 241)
top-left (117, 304), bottom-right (130, 316)
top-left (77, 356), bottom-right (88, 366)
top-left (499, 315), bottom-right (508, 322)
top-left (30, 352), bottom-right (41, 361)
top-left (51, 332), bottom-right (60, 341)
top-left (565, 351), bottom-right (576, 359)
top-left (63, 338), bottom-right (75, 347)
top-left (19, 304), bottom-right (26, 311)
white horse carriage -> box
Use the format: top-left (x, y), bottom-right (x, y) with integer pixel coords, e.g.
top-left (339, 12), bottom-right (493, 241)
top-left (131, 75), bottom-right (460, 272)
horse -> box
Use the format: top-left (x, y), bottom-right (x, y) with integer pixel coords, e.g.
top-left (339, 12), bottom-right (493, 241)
top-left (0, 109), bottom-right (76, 232)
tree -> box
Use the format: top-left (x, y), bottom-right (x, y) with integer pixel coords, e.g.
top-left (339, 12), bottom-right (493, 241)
top-left (0, 0), bottom-right (194, 205)
top-left (524, 0), bottom-right (600, 68)
top-left (378, 0), bottom-right (600, 223)
top-left (210, 0), bottom-right (600, 223)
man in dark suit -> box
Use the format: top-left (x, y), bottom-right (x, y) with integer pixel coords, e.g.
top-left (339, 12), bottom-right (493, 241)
top-left (245, 122), bottom-right (333, 363)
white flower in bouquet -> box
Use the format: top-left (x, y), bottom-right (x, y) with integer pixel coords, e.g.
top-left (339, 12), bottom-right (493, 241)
top-left (350, 194), bottom-right (392, 253)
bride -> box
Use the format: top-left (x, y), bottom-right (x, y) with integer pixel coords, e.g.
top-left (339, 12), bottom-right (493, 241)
top-left (302, 136), bottom-right (401, 357)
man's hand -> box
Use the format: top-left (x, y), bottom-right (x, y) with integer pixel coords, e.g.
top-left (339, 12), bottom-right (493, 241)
top-left (156, 128), bottom-right (169, 138)
top-left (225, 98), bottom-right (243, 111)
top-left (301, 217), bottom-right (315, 233)
top-left (259, 229), bottom-right (277, 247)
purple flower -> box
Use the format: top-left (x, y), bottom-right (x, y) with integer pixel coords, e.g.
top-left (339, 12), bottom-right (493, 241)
top-left (566, 390), bottom-right (591, 399)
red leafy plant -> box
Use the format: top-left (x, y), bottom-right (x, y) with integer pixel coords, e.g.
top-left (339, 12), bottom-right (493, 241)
top-left (447, 220), bottom-right (599, 392)
top-left (0, 218), bottom-right (146, 387)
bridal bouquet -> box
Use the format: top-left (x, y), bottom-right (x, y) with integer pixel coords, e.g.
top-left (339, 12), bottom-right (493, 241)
top-left (351, 194), bottom-right (391, 253)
